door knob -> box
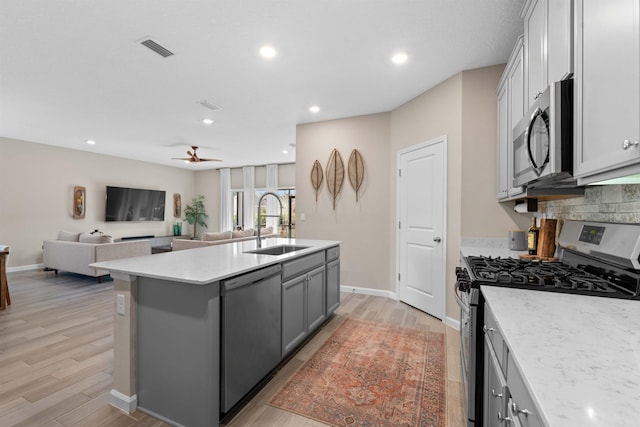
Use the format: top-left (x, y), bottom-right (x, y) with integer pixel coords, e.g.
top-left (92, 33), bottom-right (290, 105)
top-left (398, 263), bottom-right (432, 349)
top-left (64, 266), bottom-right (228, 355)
top-left (433, 237), bottom-right (442, 243)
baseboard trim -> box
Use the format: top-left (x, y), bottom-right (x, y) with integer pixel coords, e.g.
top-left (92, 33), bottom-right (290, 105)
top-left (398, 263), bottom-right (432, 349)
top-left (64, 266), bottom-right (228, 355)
top-left (341, 285), bottom-right (460, 330)
top-left (340, 285), bottom-right (398, 300)
top-left (445, 316), bottom-right (460, 331)
top-left (7, 263), bottom-right (43, 273)
top-left (110, 389), bottom-right (137, 413)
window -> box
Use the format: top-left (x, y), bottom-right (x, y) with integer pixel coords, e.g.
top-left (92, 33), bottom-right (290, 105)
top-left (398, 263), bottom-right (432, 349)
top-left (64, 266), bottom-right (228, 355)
top-left (232, 191), bottom-right (244, 229)
top-left (255, 189), bottom-right (296, 238)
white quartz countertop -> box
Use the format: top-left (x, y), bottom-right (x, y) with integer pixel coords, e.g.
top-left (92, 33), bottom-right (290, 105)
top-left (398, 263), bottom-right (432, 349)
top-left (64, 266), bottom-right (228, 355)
top-left (91, 238), bottom-right (341, 285)
top-left (460, 237), bottom-right (528, 259)
top-left (481, 285), bottom-right (640, 427)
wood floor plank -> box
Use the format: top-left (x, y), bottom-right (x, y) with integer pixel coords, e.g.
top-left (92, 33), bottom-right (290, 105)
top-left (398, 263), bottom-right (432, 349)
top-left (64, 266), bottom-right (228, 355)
top-left (0, 270), bottom-right (464, 427)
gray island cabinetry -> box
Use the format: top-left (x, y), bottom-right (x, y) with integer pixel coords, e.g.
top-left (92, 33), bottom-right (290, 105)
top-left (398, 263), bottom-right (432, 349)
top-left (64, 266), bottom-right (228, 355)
top-left (281, 251), bottom-right (326, 356)
top-left (91, 238), bottom-right (341, 427)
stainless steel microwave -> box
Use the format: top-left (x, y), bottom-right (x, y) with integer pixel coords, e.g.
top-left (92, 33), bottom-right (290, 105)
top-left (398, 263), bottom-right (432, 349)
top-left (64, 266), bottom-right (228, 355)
top-left (512, 79), bottom-right (573, 188)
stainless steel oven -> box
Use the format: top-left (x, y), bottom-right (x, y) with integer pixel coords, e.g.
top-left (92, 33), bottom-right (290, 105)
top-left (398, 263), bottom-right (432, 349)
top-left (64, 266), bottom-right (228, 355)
top-left (513, 79), bottom-right (573, 188)
top-left (455, 265), bottom-right (482, 427)
top-left (457, 221), bottom-right (640, 427)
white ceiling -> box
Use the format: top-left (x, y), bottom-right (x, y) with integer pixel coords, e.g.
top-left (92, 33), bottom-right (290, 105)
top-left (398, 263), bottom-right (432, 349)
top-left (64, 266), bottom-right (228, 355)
top-left (0, 0), bottom-right (524, 170)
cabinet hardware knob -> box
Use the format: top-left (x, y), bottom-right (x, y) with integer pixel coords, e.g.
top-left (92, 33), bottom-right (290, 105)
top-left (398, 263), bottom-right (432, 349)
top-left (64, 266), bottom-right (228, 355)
top-left (433, 237), bottom-right (442, 242)
top-left (512, 401), bottom-right (532, 416)
top-left (623, 139), bottom-right (639, 150)
top-left (491, 388), bottom-right (503, 399)
top-left (483, 325), bottom-right (495, 333)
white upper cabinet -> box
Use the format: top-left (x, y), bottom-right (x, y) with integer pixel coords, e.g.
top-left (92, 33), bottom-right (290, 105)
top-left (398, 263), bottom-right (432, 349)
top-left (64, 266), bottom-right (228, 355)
top-left (574, 0), bottom-right (640, 182)
top-left (497, 36), bottom-right (526, 201)
top-left (522, 0), bottom-right (573, 109)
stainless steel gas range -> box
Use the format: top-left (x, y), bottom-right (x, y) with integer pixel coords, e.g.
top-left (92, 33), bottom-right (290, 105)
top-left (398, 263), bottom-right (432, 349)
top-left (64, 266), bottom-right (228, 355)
top-left (455, 220), bottom-right (640, 427)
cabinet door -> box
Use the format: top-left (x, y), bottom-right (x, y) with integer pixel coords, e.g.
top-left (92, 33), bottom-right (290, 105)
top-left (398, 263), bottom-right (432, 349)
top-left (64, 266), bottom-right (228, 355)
top-left (326, 259), bottom-right (340, 314)
top-left (307, 266), bottom-right (326, 333)
top-left (575, 0), bottom-right (640, 178)
top-left (497, 82), bottom-right (510, 199)
top-left (282, 275), bottom-right (306, 356)
top-left (497, 36), bottom-right (525, 201)
top-left (483, 339), bottom-right (508, 427)
top-left (547, 0), bottom-right (573, 83)
top-left (524, 0), bottom-right (547, 108)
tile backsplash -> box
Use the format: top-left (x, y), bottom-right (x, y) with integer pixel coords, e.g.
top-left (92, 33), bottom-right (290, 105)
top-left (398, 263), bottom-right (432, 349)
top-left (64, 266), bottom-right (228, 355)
top-left (539, 184), bottom-right (640, 223)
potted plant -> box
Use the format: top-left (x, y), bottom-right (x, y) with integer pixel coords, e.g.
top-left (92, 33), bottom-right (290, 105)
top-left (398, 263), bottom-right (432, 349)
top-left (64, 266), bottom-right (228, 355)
top-left (183, 194), bottom-right (208, 239)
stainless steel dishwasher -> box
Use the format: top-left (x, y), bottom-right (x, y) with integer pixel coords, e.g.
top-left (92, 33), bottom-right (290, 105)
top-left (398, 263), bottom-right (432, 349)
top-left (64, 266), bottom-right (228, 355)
top-left (220, 264), bottom-right (282, 413)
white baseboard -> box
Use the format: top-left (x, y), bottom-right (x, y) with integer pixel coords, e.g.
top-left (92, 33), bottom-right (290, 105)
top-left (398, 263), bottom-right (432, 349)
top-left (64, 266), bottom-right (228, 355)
top-left (340, 285), bottom-right (398, 300)
top-left (7, 263), bottom-right (43, 273)
top-left (341, 285), bottom-right (461, 330)
top-left (110, 389), bottom-right (137, 413)
top-left (445, 316), bottom-right (460, 331)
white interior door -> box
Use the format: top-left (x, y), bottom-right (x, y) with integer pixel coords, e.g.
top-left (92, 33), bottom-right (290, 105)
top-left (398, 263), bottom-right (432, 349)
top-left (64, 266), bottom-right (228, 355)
top-left (397, 137), bottom-right (446, 319)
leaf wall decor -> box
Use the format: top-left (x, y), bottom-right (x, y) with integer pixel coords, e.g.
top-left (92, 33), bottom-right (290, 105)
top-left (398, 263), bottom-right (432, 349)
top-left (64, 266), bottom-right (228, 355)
top-left (326, 149), bottom-right (344, 210)
top-left (310, 160), bottom-right (324, 202)
top-left (348, 149), bottom-right (365, 202)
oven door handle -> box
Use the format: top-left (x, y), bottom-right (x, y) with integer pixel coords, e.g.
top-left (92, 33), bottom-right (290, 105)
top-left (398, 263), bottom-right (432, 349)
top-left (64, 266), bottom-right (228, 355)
top-left (454, 285), bottom-right (470, 315)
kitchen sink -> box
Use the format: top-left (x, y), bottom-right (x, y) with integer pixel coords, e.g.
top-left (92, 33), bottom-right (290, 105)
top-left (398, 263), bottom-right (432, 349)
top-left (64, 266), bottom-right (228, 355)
top-left (245, 245), bottom-right (309, 256)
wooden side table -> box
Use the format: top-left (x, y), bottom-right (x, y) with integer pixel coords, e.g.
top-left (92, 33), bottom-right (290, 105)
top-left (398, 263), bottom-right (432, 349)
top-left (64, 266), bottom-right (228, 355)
top-left (0, 249), bottom-right (10, 310)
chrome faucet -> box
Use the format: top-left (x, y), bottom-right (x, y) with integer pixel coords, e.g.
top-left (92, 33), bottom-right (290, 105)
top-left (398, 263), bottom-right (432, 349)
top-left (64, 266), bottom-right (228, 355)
top-left (257, 192), bottom-right (283, 248)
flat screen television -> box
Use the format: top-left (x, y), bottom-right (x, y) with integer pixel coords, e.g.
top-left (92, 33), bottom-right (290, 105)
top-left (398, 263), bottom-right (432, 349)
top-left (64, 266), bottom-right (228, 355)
top-left (105, 186), bottom-right (166, 222)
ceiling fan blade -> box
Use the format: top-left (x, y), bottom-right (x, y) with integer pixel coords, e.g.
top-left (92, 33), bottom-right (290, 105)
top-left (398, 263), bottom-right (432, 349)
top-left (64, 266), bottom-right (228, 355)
top-left (171, 157), bottom-right (192, 161)
top-left (197, 158), bottom-right (222, 162)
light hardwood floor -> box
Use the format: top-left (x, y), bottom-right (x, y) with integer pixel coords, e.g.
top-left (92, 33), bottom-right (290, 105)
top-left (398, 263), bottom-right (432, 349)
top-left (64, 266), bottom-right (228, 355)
top-left (0, 270), bottom-right (464, 427)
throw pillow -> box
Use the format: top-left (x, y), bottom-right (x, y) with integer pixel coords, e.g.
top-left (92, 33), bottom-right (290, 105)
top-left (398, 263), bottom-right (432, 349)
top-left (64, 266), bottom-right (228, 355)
top-left (232, 229), bottom-right (254, 238)
top-left (79, 232), bottom-right (114, 244)
top-left (202, 231), bottom-right (233, 241)
top-left (58, 230), bottom-right (81, 242)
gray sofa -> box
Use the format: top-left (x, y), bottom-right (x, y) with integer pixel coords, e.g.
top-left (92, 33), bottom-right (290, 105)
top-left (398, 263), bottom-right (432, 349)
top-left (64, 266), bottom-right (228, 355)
top-left (172, 227), bottom-right (279, 251)
top-left (43, 230), bottom-right (151, 281)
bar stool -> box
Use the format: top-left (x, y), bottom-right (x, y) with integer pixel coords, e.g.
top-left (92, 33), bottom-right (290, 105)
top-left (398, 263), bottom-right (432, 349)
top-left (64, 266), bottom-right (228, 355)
top-left (0, 245), bottom-right (10, 310)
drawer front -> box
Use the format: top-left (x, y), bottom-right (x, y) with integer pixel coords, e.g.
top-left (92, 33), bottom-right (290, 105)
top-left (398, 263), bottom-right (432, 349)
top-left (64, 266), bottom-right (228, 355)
top-left (507, 356), bottom-right (544, 427)
top-left (282, 251), bottom-right (325, 281)
top-left (326, 245), bottom-right (340, 262)
top-left (484, 303), bottom-right (506, 372)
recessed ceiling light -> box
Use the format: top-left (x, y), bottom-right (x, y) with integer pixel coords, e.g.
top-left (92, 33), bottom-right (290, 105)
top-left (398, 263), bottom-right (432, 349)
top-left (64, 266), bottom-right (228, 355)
top-left (86, 140), bottom-right (96, 145)
top-left (202, 118), bottom-right (214, 125)
top-left (309, 105), bottom-right (320, 113)
top-left (391, 51), bottom-right (408, 65)
top-left (259, 45), bottom-right (277, 59)
top-left (282, 149), bottom-right (289, 154)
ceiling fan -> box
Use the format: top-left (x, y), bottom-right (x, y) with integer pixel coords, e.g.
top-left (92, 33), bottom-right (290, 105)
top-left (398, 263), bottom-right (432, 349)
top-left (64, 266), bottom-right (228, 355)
top-left (172, 146), bottom-right (221, 163)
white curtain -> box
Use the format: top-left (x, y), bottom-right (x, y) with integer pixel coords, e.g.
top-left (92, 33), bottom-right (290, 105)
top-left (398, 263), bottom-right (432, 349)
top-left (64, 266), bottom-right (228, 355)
top-left (243, 166), bottom-right (255, 229)
top-left (266, 164), bottom-right (279, 232)
top-left (219, 168), bottom-right (232, 232)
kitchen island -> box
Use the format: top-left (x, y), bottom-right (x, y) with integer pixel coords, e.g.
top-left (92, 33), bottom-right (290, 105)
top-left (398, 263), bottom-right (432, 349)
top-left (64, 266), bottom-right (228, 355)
top-left (92, 238), bottom-right (341, 427)
top-left (482, 285), bottom-right (640, 427)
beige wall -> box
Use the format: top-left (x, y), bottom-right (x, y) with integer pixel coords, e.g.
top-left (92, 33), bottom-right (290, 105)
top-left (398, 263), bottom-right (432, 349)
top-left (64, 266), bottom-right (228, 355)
top-left (295, 65), bottom-right (533, 322)
top-left (461, 65), bottom-right (532, 236)
top-left (0, 137), bottom-right (195, 268)
top-left (296, 113), bottom-right (391, 291)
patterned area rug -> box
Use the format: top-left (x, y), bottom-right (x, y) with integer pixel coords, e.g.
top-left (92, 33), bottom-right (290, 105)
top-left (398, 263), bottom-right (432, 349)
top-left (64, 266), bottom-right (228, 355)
top-left (268, 318), bottom-right (446, 427)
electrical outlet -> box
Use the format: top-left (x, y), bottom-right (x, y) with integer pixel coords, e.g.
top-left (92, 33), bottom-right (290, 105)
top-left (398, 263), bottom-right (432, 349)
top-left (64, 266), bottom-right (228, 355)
top-left (117, 294), bottom-right (126, 316)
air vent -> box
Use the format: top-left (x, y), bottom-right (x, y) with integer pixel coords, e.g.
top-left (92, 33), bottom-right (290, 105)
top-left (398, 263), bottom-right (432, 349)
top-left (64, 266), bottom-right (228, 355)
top-left (197, 100), bottom-right (223, 112)
top-left (139, 38), bottom-right (174, 58)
